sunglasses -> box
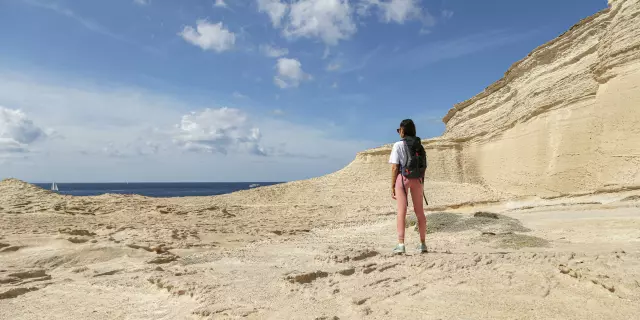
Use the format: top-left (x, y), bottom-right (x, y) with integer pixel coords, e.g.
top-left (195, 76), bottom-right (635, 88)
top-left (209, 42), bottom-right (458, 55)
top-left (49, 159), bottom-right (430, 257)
top-left (396, 128), bottom-right (401, 133)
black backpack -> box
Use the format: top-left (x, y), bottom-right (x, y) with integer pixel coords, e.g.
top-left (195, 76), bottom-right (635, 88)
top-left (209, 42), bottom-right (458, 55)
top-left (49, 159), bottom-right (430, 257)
top-left (400, 136), bottom-right (427, 180)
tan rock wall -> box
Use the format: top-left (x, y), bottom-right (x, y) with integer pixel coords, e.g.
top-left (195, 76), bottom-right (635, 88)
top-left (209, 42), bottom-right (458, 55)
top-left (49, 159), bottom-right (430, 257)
top-left (359, 0), bottom-right (640, 199)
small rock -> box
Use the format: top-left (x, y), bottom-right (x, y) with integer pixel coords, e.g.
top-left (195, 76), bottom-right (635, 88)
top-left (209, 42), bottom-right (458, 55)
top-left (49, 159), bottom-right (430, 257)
top-left (8, 270), bottom-right (48, 279)
top-left (474, 212), bottom-right (499, 219)
top-left (67, 237), bottom-right (89, 244)
top-left (71, 267), bottom-right (89, 273)
top-left (601, 283), bottom-right (615, 293)
top-left (58, 229), bottom-right (96, 237)
top-left (94, 269), bottom-right (122, 277)
top-left (126, 243), bottom-right (153, 252)
top-left (337, 268), bottom-right (355, 276)
top-left (363, 267), bottom-right (376, 274)
top-left (147, 254), bottom-right (178, 264)
top-left (286, 271), bottom-right (329, 284)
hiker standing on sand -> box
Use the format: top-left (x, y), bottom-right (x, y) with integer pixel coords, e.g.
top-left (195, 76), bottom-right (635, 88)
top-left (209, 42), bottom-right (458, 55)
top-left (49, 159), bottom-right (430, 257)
top-left (389, 119), bottom-right (428, 254)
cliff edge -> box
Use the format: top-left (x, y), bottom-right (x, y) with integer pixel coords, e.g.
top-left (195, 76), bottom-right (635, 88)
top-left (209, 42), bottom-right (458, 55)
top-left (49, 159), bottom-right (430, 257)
top-left (360, 0), bottom-right (640, 199)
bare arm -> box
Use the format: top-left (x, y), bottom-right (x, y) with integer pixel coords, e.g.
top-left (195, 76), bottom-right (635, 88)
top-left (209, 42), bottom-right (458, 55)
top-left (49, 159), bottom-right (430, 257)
top-left (391, 164), bottom-right (400, 188)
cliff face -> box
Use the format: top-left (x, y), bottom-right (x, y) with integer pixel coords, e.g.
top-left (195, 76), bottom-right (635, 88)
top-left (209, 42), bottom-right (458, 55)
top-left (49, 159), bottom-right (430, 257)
top-left (359, 0), bottom-right (640, 199)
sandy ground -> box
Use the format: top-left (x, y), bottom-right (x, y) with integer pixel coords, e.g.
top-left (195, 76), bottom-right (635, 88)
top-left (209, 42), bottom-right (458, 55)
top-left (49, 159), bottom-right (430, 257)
top-left (1, 179), bottom-right (639, 320)
top-left (4, 1), bottom-right (640, 317)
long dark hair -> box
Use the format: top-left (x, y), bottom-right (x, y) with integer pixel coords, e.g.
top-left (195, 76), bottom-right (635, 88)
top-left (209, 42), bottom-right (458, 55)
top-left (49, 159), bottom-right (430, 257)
top-left (400, 119), bottom-right (416, 136)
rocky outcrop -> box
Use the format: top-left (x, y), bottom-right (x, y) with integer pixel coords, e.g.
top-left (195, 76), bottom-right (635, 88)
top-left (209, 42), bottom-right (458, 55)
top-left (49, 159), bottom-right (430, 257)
top-left (359, 0), bottom-right (640, 199)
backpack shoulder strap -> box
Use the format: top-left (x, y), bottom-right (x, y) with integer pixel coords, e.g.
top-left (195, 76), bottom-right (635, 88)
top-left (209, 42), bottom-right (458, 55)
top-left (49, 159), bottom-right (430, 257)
top-left (400, 139), bottom-right (409, 169)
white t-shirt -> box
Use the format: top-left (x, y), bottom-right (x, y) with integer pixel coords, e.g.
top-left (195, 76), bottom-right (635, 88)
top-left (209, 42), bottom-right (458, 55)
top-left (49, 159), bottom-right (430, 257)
top-left (388, 141), bottom-right (408, 167)
top-left (389, 140), bottom-right (428, 169)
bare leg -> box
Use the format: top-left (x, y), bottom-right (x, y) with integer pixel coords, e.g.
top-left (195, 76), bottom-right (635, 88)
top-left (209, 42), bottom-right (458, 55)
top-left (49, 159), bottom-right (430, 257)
top-left (409, 179), bottom-right (426, 243)
top-left (395, 175), bottom-right (408, 244)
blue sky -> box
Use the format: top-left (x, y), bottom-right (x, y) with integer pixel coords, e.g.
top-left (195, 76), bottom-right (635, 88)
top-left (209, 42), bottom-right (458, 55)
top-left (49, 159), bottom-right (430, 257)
top-left (0, 0), bottom-right (607, 182)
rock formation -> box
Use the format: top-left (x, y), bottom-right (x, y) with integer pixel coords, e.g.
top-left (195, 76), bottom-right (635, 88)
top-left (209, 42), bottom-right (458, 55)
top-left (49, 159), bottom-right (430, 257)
top-left (358, 0), bottom-right (640, 199)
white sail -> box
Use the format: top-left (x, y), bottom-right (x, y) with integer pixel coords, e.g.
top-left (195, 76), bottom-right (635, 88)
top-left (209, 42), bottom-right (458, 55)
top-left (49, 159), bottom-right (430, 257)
top-left (51, 182), bottom-right (59, 191)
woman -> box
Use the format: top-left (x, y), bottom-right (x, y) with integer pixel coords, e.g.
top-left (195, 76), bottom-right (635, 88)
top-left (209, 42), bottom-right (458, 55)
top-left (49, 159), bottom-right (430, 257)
top-left (388, 119), bottom-right (427, 254)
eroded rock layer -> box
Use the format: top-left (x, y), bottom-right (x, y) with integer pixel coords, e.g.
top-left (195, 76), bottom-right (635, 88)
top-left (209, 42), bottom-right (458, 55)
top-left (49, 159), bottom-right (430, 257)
top-left (360, 0), bottom-right (640, 199)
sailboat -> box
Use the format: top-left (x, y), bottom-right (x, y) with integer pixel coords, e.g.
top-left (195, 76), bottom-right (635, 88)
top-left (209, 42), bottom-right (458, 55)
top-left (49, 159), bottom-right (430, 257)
top-left (51, 182), bottom-right (59, 192)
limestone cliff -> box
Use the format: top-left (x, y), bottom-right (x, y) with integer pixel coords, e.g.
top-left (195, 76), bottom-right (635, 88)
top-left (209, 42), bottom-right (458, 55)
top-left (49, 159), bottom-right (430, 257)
top-left (359, 0), bottom-right (640, 199)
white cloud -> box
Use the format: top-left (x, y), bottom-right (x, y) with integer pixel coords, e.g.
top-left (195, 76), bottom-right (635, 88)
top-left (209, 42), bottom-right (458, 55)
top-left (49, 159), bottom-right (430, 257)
top-left (0, 107), bottom-right (47, 155)
top-left (232, 91), bottom-right (249, 99)
top-left (133, 0), bottom-right (149, 6)
top-left (322, 47), bottom-right (331, 59)
top-left (357, 75), bottom-right (365, 82)
top-left (179, 20), bottom-right (236, 53)
top-left (173, 107), bottom-right (266, 156)
top-left (214, 0), bottom-right (228, 8)
top-left (256, 0), bottom-right (436, 45)
top-left (256, 0), bottom-right (356, 46)
top-left (260, 44), bottom-right (289, 58)
top-left (441, 9), bottom-right (454, 20)
top-left (326, 62), bottom-right (341, 71)
top-left (284, 0), bottom-right (356, 46)
top-left (273, 77), bottom-right (288, 89)
top-left (419, 27), bottom-right (432, 35)
top-left (331, 82), bottom-right (338, 89)
top-left (358, 0), bottom-right (424, 24)
top-left (0, 72), bottom-right (181, 164)
top-left (272, 109), bottom-right (285, 115)
top-left (257, 0), bottom-right (288, 27)
top-left (273, 58), bottom-right (312, 88)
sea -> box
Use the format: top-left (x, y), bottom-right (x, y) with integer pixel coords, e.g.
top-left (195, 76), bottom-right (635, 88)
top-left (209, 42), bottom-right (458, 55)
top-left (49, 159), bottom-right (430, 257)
top-left (33, 182), bottom-right (282, 198)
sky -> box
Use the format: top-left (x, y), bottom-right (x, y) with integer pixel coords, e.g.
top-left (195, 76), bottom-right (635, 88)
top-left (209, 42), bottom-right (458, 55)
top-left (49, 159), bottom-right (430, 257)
top-left (0, 0), bottom-right (607, 183)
